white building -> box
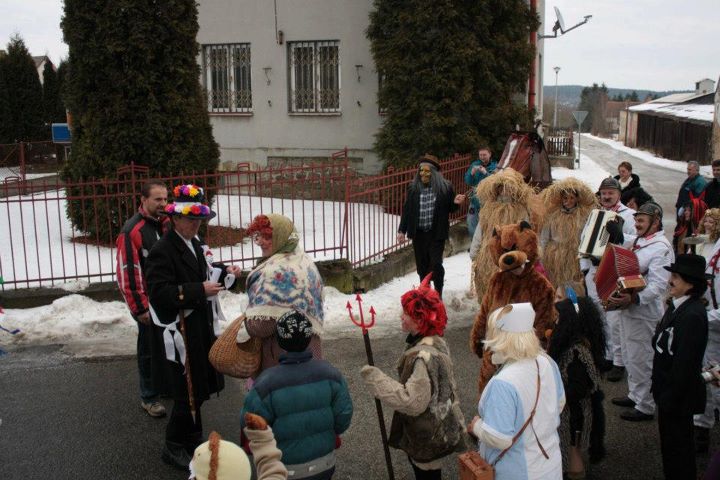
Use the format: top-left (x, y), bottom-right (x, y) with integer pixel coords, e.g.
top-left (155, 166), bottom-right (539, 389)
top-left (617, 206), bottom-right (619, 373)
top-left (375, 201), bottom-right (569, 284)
top-left (197, 0), bottom-right (545, 173)
top-left (33, 55), bottom-right (54, 85)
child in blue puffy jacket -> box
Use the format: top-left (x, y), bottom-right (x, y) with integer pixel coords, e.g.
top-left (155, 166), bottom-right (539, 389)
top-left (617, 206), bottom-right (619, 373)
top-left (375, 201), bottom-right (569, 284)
top-left (240, 309), bottom-right (353, 479)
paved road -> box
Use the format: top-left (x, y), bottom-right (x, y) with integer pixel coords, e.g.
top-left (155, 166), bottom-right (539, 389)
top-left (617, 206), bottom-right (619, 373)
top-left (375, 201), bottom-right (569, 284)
top-left (2, 326), bottom-right (718, 480)
top-left (577, 134), bottom-right (686, 232)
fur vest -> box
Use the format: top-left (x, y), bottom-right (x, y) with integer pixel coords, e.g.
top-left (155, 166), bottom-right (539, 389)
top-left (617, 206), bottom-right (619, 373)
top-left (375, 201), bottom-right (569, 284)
top-left (388, 336), bottom-right (466, 462)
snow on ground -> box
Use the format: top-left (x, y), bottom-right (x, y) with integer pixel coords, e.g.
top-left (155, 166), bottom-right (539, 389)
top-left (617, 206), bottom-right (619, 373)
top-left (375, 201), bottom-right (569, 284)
top-left (549, 152), bottom-right (610, 186)
top-left (0, 167), bottom-right (58, 181)
top-left (584, 134), bottom-right (712, 176)
top-left (1, 251), bottom-right (479, 356)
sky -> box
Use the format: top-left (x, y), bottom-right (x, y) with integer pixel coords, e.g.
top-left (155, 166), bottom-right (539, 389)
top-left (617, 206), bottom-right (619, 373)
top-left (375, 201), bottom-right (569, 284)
top-left (0, 1), bottom-right (718, 92)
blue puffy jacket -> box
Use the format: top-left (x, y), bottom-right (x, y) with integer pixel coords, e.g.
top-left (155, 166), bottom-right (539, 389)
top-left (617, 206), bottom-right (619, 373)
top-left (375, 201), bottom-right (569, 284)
top-left (240, 350), bottom-right (353, 466)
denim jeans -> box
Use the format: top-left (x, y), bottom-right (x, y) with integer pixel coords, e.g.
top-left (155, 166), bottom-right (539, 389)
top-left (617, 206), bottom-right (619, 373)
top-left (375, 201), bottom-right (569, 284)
top-left (137, 321), bottom-right (159, 402)
top-left (467, 208), bottom-right (479, 238)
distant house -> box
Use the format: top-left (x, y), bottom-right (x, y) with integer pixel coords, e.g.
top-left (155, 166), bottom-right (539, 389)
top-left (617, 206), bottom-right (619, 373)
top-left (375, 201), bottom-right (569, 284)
top-left (604, 100), bottom-right (641, 136)
top-left (33, 55), bottom-right (55, 85)
top-left (620, 79), bottom-right (716, 164)
top-left (195, 0), bottom-right (546, 173)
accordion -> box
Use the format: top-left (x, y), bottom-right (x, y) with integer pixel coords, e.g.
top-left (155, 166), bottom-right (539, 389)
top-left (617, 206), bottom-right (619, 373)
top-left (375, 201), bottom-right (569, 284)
top-left (578, 209), bottom-right (618, 258)
top-left (594, 244), bottom-right (646, 309)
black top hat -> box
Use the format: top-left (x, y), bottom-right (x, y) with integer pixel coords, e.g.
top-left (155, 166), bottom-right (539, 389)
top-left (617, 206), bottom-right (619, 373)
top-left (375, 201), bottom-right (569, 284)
top-left (418, 154), bottom-right (441, 171)
top-left (663, 253), bottom-right (712, 282)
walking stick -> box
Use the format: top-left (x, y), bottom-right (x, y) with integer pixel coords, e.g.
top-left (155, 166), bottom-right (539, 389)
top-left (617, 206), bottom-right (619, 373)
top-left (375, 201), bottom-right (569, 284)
top-left (347, 294), bottom-right (395, 480)
top-left (177, 308), bottom-right (197, 424)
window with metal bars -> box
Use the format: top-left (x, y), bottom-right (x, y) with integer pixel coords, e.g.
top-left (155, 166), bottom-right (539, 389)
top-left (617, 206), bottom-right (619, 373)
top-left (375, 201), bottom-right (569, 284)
top-left (202, 43), bottom-right (252, 113)
top-left (288, 40), bottom-right (340, 113)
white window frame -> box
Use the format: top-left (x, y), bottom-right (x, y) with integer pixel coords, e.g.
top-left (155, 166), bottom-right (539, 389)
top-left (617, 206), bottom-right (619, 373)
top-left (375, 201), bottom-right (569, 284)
top-left (202, 43), bottom-right (252, 114)
top-left (288, 40), bottom-right (340, 114)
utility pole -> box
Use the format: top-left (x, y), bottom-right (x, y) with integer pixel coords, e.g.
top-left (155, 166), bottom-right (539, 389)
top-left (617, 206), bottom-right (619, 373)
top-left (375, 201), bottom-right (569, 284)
top-left (553, 66), bottom-right (561, 130)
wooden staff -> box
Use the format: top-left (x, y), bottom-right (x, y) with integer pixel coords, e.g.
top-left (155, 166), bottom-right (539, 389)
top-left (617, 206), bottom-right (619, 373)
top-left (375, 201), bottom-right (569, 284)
top-left (178, 308), bottom-right (196, 423)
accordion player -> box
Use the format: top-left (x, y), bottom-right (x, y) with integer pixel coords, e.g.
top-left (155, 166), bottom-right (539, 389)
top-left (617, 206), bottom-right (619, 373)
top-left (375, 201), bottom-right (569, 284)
top-left (594, 244), bottom-right (647, 310)
top-left (578, 209), bottom-right (623, 259)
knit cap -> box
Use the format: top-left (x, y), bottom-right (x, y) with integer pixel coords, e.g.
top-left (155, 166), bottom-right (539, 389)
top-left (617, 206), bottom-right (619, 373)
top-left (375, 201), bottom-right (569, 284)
top-left (276, 310), bottom-right (314, 352)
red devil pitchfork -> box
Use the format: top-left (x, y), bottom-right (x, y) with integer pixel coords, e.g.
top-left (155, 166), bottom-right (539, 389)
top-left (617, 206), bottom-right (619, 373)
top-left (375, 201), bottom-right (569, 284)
top-left (347, 293), bottom-right (395, 480)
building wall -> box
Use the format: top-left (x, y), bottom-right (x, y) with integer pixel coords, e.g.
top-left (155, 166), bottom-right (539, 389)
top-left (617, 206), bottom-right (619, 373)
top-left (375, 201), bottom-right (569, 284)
top-left (197, 0), bottom-right (545, 173)
top-left (197, 0), bottom-right (383, 173)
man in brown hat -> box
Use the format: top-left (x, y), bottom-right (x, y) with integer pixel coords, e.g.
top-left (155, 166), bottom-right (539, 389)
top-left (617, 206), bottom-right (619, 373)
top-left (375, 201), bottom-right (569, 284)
top-left (145, 184), bottom-right (242, 469)
top-left (397, 154), bottom-right (465, 297)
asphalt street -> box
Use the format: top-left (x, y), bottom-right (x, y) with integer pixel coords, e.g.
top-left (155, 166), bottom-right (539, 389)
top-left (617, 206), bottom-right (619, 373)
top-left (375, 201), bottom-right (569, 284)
top-left (1, 325), bottom-right (718, 480)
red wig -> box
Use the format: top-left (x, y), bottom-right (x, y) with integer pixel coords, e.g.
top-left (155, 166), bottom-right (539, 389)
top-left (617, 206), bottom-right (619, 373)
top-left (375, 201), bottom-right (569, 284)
top-left (400, 273), bottom-right (448, 336)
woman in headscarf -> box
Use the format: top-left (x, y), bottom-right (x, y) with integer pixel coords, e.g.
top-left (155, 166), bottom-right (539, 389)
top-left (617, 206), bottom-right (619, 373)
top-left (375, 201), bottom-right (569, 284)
top-left (238, 213), bottom-right (324, 376)
top-left (539, 178), bottom-right (597, 289)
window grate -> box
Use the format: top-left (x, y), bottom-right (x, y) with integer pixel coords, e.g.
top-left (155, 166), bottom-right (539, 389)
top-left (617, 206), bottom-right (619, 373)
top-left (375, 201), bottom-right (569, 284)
top-left (288, 41), bottom-right (340, 113)
top-left (203, 43), bottom-right (252, 113)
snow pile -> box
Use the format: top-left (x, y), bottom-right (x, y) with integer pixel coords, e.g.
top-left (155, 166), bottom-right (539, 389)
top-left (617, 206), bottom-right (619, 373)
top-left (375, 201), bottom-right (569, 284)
top-left (1, 252), bottom-right (479, 355)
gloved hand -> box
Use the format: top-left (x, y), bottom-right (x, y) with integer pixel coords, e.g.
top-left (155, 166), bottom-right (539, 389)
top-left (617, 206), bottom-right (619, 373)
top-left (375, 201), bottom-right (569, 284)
top-left (606, 218), bottom-right (624, 245)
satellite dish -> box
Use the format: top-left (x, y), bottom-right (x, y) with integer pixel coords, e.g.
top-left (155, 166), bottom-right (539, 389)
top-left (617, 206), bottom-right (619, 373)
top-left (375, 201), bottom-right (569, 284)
top-left (554, 7), bottom-right (566, 33)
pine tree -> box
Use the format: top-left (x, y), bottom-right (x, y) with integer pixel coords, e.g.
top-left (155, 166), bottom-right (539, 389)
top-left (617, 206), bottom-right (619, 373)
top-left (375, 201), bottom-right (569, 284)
top-left (0, 54), bottom-right (13, 144)
top-left (61, 0), bottom-right (219, 241)
top-left (42, 62), bottom-right (65, 124)
top-left (367, 0), bottom-right (538, 168)
top-left (578, 83), bottom-right (608, 134)
top-left (0, 35), bottom-right (46, 142)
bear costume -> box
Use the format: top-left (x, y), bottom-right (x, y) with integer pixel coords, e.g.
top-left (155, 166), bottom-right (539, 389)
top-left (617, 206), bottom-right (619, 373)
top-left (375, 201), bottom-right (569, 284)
top-left (470, 221), bottom-right (557, 394)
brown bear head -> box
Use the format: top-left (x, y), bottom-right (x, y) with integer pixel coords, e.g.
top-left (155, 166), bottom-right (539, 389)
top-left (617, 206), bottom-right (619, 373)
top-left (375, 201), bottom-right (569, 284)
top-left (490, 221), bottom-right (539, 271)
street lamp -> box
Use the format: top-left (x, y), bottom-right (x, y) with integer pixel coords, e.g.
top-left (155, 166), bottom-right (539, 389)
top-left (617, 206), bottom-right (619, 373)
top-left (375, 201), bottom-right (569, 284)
top-left (553, 66), bottom-right (561, 130)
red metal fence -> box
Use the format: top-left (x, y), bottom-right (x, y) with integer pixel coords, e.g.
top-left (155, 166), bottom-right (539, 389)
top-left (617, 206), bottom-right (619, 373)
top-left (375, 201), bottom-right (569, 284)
top-left (0, 151), bottom-right (471, 290)
top-left (0, 141), bottom-right (66, 182)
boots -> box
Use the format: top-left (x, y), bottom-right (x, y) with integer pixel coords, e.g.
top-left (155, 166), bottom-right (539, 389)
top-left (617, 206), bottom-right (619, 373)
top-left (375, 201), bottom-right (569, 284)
top-left (161, 441), bottom-right (192, 470)
top-left (695, 426), bottom-right (710, 454)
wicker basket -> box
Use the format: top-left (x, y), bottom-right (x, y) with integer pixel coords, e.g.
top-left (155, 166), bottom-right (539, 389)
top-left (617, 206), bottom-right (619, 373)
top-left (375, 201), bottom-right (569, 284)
top-left (209, 315), bottom-right (261, 379)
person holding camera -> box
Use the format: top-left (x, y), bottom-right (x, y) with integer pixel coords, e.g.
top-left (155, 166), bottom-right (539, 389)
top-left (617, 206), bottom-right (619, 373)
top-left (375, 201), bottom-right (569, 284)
top-left (652, 254), bottom-right (709, 480)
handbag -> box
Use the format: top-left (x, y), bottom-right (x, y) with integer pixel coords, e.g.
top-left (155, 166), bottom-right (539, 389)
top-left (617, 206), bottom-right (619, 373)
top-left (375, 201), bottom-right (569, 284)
top-left (208, 315), bottom-right (261, 378)
top-left (459, 359), bottom-right (546, 480)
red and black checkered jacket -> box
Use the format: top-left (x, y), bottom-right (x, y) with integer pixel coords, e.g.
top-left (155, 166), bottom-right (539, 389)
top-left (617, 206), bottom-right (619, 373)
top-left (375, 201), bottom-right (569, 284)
top-left (115, 207), bottom-right (168, 317)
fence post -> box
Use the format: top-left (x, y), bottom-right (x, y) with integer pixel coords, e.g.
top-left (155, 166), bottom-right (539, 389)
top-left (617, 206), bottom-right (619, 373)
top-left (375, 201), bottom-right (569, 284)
top-left (19, 141), bottom-right (26, 182)
top-left (342, 149), bottom-right (350, 261)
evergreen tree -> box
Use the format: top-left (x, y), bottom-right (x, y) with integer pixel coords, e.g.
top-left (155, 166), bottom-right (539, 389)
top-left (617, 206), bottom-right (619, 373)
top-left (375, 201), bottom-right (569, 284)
top-left (577, 83), bottom-right (608, 134)
top-left (0, 53), bottom-right (13, 143)
top-left (42, 62), bottom-right (65, 124)
top-left (61, 0), bottom-right (219, 241)
top-left (368, 0), bottom-right (538, 168)
top-left (0, 35), bottom-right (46, 142)
top-left (627, 90), bottom-right (639, 102)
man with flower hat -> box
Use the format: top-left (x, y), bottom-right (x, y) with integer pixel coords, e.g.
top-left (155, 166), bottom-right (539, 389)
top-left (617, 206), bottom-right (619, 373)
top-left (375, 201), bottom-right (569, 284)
top-left (145, 183), bottom-right (242, 470)
top-left (361, 273), bottom-right (466, 479)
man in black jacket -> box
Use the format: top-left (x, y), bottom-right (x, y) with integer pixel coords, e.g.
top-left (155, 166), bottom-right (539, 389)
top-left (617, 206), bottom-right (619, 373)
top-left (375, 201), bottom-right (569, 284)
top-left (397, 154), bottom-right (465, 296)
top-left (145, 184), bottom-right (241, 470)
top-left (702, 159), bottom-right (720, 208)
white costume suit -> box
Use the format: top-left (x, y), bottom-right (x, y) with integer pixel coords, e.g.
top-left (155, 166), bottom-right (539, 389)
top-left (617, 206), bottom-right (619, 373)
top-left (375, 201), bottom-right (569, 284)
top-left (695, 237), bottom-right (720, 428)
top-left (619, 230), bottom-right (673, 415)
top-left (581, 202), bottom-right (636, 366)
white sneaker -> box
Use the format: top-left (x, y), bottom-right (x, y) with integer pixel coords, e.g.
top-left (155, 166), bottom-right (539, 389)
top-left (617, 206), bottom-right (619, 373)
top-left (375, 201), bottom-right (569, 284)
top-left (141, 401), bottom-right (167, 418)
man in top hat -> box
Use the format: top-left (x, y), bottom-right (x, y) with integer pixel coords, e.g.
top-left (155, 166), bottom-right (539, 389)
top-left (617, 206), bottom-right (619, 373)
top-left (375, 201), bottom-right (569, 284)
top-left (397, 154), bottom-right (466, 297)
top-left (145, 184), bottom-right (242, 469)
top-left (607, 201), bottom-right (674, 422)
top-left (116, 180), bottom-right (170, 418)
top-left (582, 176), bottom-right (637, 382)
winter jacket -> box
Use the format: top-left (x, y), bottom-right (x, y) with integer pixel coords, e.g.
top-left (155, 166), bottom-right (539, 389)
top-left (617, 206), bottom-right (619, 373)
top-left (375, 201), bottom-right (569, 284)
top-left (240, 350), bottom-right (353, 469)
top-left (676, 174), bottom-right (708, 211)
top-left (361, 335), bottom-right (466, 463)
top-left (652, 296), bottom-right (707, 415)
top-left (398, 181), bottom-right (458, 241)
top-left (465, 159), bottom-right (498, 211)
top-left (115, 207), bottom-right (168, 317)
top-left (613, 173), bottom-right (641, 193)
top-left (704, 179), bottom-right (720, 209)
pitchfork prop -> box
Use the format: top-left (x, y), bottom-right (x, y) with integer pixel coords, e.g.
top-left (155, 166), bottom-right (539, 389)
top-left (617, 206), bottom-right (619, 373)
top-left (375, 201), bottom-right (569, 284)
top-left (347, 294), bottom-right (395, 480)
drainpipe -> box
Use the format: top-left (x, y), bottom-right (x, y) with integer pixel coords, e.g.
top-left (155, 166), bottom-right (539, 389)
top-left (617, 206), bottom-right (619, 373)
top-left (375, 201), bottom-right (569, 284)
top-left (528, 0), bottom-right (538, 112)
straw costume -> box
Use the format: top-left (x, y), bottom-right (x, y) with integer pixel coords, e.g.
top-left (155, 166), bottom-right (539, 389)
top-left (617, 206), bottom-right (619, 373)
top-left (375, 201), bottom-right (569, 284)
top-left (469, 168), bottom-right (541, 300)
top-left (539, 178), bottom-right (597, 288)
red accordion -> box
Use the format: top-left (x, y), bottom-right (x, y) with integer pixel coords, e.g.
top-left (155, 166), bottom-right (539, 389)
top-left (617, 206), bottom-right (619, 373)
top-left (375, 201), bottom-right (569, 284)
top-left (594, 244), bottom-right (646, 309)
